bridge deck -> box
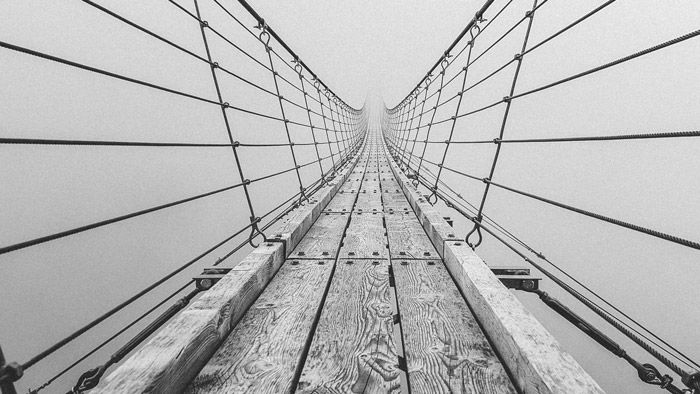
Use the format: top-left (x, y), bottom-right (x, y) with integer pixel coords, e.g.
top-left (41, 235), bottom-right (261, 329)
top-left (186, 133), bottom-right (516, 393)
top-left (94, 128), bottom-right (602, 394)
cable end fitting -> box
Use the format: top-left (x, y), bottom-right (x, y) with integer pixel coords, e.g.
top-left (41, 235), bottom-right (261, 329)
top-left (0, 361), bottom-right (23, 383)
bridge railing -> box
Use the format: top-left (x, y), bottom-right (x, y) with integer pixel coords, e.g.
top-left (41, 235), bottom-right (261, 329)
top-left (0, 1), bottom-right (366, 392)
top-left (382, 0), bottom-right (700, 392)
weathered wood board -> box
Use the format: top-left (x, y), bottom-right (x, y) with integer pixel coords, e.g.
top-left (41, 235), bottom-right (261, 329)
top-left (339, 212), bottom-right (388, 259)
top-left (443, 242), bottom-right (605, 393)
top-left (94, 242), bottom-right (285, 393)
top-left (382, 193), bottom-right (413, 212)
top-left (187, 259), bottom-right (334, 394)
top-left (297, 259), bottom-right (400, 394)
top-left (341, 180), bottom-right (362, 192)
top-left (323, 192), bottom-right (357, 213)
top-left (383, 143), bottom-right (604, 393)
top-left (385, 212), bottom-right (438, 259)
top-left (290, 212), bottom-right (350, 259)
top-left (356, 191), bottom-right (384, 212)
top-left (392, 259), bottom-right (516, 394)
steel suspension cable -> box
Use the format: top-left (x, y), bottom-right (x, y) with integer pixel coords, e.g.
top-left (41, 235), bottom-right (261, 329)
top-left (195, 0), bottom-right (265, 246)
top-left (295, 61), bottom-right (327, 183)
top-left (419, 129), bottom-right (700, 145)
top-left (392, 148), bottom-right (700, 375)
top-left (467, 0), bottom-right (539, 248)
top-left (415, 57), bottom-right (450, 185)
top-left (256, 24), bottom-right (309, 203)
top-left (429, 24), bottom-right (479, 204)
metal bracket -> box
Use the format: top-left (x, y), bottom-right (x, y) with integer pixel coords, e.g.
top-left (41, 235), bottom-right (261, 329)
top-left (397, 356), bottom-right (407, 372)
top-left (0, 346), bottom-right (20, 394)
top-left (496, 275), bottom-right (540, 291)
top-left (193, 267), bottom-right (233, 291)
top-left (490, 266), bottom-right (531, 276)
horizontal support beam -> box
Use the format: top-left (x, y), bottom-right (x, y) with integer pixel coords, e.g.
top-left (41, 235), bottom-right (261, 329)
top-left (94, 149), bottom-right (364, 393)
top-left (383, 142), bottom-right (604, 394)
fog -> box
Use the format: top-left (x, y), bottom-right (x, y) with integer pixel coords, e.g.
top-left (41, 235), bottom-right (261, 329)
top-left (1, 0), bottom-right (699, 393)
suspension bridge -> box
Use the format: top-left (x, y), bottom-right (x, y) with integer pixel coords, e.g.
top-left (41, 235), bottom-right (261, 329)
top-left (1, 0), bottom-right (699, 393)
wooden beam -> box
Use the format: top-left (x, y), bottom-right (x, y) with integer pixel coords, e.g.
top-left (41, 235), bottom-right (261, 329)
top-left (443, 243), bottom-right (604, 394)
top-left (383, 144), bottom-right (605, 394)
top-left (95, 153), bottom-right (363, 393)
top-left (297, 259), bottom-right (400, 393)
top-left (187, 259), bottom-right (334, 394)
top-left (392, 259), bottom-right (516, 394)
top-left (268, 153), bottom-right (361, 257)
top-left (94, 242), bottom-right (285, 393)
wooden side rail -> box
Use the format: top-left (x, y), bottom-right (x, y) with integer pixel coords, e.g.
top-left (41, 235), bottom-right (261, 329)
top-left (383, 144), bottom-right (605, 394)
top-left (93, 151), bottom-right (364, 393)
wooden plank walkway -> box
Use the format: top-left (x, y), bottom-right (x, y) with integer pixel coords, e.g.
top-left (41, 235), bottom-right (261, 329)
top-left (97, 127), bottom-right (602, 394)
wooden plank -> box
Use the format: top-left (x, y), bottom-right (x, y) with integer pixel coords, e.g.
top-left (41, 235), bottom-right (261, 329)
top-left (323, 192), bottom-right (357, 213)
top-left (341, 180), bottom-right (362, 192)
top-left (443, 243), bottom-right (604, 393)
top-left (356, 190), bottom-right (384, 212)
top-left (187, 259), bottom-right (334, 394)
top-left (96, 154), bottom-right (363, 393)
top-left (290, 212), bottom-right (350, 259)
top-left (385, 212), bottom-right (438, 259)
top-left (339, 212), bottom-right (388, 259)
top-left (392, 259), bottom-right (517, 394)
top-left (297, 259), bottom-right (400, 393)
top-left (361, 182), bottom-right (381, 192)
top-left (384, 145), bottom-right (604, 393)
top-left (95, 242), bottom-right (285, 393)
top-left (382, 193), bottom-right (412, 212)
top-left (268, 155), bottom-right (362, 256)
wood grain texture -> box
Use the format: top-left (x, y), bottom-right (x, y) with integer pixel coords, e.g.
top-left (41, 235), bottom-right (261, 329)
top-left (392, 260), bottom-right (517, 394)
top-left (96, 154), bottom-right (363, 393)
top-left (268, 154), bottom-right (361, 256)
top-left (384, 143), bottom-right (603, 393)
top-left (339, 212), bottom-right (388, 259)
top-left (385, 212), bottom-right (438, 259)
top-left (443, 243), bottom-right (605, 393)
top-left (187, 259), bottom-right (334, 394)
top-left (291, 213), bottom-right (350, 258)
top-left (382, 193), bottom-right (412, 212)
top-left (356, 191), bottom-right (384, 211)
top-left (94, 243), bottom-right (285, 394)
top-left (323, 192), bottom-right (357, 213)
top-left (297, 259), bottom-right (400, 394)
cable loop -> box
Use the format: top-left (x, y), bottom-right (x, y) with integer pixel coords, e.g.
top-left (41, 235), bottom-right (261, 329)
top-left (466, 221), bottom-right (483, 248)
top-left (292, 58), bottom-right (303, 75)
top-left (248, 216), bottom-right (266, 248)
top-left (255, 21), bottom-right (271, 50)
top-left (426, 190), bottom-right (438, 205)
top-left (469, 23), bottom-right (482, 41)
